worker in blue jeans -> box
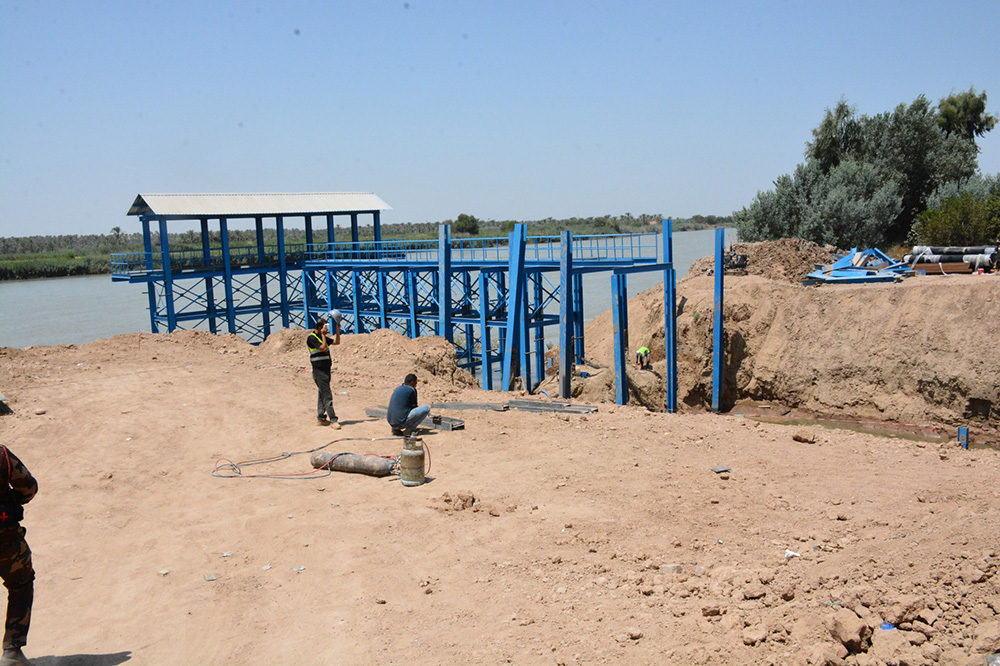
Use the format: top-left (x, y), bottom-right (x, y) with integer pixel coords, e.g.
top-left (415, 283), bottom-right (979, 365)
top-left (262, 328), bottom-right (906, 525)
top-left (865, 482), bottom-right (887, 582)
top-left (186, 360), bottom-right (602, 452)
top-left (386, 374), bottom-right (430, 436)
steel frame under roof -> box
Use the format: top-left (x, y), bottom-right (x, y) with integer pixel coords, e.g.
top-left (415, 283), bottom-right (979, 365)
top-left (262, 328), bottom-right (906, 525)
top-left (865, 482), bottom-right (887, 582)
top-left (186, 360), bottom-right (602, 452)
top-left (112, 193), bottom-right (679, 409)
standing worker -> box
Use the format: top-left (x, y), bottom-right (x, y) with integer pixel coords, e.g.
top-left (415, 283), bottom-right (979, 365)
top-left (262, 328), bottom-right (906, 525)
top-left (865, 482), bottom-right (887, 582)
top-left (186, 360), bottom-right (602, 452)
top-left (0, 445), bottom-right (37, 666)
top-left (307, 311), bottom-right (342, 428)
top-left (387, 373), bottom-right (430, 437)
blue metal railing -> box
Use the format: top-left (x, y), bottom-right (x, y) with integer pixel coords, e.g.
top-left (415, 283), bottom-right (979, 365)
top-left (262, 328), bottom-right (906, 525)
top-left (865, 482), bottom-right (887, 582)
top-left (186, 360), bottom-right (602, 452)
top-left (111, 233), bottom-right (658, 276)
top-left (111, 243), bottom-right (309, 275)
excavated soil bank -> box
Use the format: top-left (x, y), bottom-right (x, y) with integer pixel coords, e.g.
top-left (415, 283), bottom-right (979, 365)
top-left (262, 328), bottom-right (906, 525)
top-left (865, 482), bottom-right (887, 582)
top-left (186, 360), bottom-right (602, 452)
top-left (561, 240), bottom-right (1000, 445)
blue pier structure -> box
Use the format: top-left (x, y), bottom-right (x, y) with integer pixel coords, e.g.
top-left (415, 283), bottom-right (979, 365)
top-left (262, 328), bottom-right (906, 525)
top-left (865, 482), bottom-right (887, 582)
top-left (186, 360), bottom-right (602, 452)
top-left (112, 193), bottom-right (677, 401)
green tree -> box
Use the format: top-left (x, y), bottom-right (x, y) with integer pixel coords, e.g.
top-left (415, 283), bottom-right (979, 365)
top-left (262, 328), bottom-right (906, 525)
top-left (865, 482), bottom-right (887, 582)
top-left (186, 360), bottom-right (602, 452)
top-left (453, 213), bottom-right (480, 235)
top-left (911, 193), bottom-right (1000, 246)
top-left (938, 88), bottom-right (998, 144)
top-left (740, 93), bottom-right (984, 248)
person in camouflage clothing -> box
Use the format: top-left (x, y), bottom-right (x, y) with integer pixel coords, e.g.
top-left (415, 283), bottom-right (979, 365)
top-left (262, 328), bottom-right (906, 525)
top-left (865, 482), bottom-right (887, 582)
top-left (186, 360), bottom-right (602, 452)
top-left (0, 446), bottom-right (36, 666)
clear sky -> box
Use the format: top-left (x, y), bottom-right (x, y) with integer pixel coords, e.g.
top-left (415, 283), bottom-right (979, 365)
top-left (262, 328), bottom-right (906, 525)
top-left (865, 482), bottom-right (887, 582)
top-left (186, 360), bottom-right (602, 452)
top-left (2, 1), bottom-right (999, 236)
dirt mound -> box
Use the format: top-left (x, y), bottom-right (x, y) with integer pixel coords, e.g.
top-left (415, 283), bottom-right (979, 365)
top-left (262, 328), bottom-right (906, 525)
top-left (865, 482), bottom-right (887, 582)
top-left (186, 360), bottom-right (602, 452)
top-left (578, 242), bottom-right (1000, 433)
top-left (687, 238), bottom-right (837, 282)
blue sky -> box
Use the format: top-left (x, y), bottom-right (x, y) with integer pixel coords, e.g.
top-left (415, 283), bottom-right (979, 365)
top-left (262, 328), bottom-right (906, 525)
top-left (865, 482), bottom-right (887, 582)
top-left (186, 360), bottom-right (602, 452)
top-left (2, 1), bottom-right (999, 236)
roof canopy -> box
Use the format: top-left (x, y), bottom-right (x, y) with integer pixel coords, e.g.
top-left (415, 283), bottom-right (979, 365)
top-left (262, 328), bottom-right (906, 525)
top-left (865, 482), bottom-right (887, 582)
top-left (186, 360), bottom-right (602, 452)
top-left (127, 192), bottom-right (392, 219)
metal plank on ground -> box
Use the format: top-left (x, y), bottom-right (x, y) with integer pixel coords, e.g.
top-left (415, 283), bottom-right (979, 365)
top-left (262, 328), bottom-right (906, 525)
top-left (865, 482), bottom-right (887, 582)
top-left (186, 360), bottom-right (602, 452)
top-left (364, 406), bottom-right (465, 431)
top-left (430, 402), bottom-right (509, 411)
top-left (508, 399), bottom-right (598, 414)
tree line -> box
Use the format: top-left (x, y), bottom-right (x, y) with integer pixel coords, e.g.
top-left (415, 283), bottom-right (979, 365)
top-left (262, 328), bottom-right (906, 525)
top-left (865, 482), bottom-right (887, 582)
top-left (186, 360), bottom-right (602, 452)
top-left (0, 214), bottom-right (729, 281)
top-left (735, 88), bottom-right (1000, 249)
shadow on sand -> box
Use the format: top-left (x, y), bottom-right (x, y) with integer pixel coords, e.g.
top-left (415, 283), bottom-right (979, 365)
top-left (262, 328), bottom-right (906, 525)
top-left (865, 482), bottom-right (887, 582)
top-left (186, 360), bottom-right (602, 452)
top-left (29, 651), bottom-right (131, 666)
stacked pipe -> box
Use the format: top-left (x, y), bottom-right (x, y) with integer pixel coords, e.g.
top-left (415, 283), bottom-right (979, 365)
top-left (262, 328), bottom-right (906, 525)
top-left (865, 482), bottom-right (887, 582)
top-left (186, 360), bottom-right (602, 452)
top-left (902, 246), bottom-right (997, 272)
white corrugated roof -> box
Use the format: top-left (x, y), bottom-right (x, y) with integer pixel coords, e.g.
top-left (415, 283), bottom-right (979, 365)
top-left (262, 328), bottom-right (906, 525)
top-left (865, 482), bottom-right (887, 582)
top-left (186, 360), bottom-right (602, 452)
top-left (127, 192), bottom-right (392, 218)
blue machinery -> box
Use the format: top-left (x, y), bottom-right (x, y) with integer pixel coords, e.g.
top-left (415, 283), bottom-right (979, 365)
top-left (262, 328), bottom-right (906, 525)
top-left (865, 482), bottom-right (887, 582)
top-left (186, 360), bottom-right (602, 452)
top-left (112, 193), bottom-right (687, 410)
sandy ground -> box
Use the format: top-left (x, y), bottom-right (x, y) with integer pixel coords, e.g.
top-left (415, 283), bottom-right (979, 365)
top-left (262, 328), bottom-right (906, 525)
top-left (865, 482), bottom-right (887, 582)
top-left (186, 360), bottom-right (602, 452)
top-left (2, 253), bottom-right (1000, 665)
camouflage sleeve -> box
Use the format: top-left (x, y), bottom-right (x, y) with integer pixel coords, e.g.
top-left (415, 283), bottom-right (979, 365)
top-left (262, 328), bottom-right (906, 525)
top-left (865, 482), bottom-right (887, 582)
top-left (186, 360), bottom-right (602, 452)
top-left (4, 448), bottom-right (37, 505)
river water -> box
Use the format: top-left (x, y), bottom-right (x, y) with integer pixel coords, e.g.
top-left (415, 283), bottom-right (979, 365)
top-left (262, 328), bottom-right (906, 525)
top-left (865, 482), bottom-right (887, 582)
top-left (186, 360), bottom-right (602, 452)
top-left (0, 228), bottom-right (736, 349)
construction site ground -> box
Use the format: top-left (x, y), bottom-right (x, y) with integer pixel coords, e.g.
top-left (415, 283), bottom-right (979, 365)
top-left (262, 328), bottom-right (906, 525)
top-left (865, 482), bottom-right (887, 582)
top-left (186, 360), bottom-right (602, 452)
top-left (1, 239), bottom-right (999, 665)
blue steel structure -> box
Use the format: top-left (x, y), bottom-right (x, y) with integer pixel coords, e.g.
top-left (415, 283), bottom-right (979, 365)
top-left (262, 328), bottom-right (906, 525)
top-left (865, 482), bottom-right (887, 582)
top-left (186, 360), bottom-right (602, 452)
top-left (712, 227), bottom-right (725, 412)
top-left (112, 193), bottom-right (676, 399)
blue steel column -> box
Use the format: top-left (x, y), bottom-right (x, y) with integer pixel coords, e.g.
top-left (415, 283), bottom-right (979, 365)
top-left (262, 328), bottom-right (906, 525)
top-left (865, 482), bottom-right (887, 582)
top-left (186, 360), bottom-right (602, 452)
top-left (663, 219), bottom-right (677, 413)
top-left (276, 216), bottom-right (291, 328)
top-left (326, 215), bottom-right (335, 244)
top-left (462, 271), bottom-right (475, 371)
top-left (501, 224), bottom-right (527, 391)
top-left (532, 272), bottom-right (545, 389)
top-left (219, 218), bottom-right (237, 334)
top-left (572, 273), bottom-right (585, 362)
top-left (377, 265), bottom-right (389, 329)
top-left (407, 270), bottom-right (419, 337)
top-left (712, 228), bottom-right (724, 412)
top-left (351, 270), bottom-right (364, 333)
top-left (256, 217), bottom-right (271, 338)
top-left (304, 215), bottom-right (314, 246)
top-left (373, 211), bottom-right (381, 242)
top-left (158, 219), bottom-right (177, 332)
top-left (558, 230), bottom-right (574, 399)
top-left (142, 218), bottom-right (159, 333)
top-left (301, 267), bottom-right (313, 326)
top-left (478, 270), bottom-right (492, 390)
top-left (438, 225), bottom-right (453, 342)
top-left (612, 272), bottom-right (629, 405)
top-left (200, 219), bottom-right (218, 334)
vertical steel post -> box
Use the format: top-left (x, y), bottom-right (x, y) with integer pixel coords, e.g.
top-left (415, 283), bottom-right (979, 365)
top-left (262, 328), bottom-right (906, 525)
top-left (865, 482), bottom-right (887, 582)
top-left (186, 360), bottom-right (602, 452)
top-left (712, 228), bottom-right (724, 412)
top-left (663, 219), bottom-right (677, 413)
top-left (276, 216), bottom-right (290, 328)
top-left (407, 270), bottom-right (419, 337)
top-left (572, 272), bottom-right (585, 362)
top-left (350, 213), bottom-right (359, 246)
top-left (478, 270), bottom-right (492, 390)
top-left (558, 230), bottom-right (574, 399)
top-left (958, 426), bottom-right (969, 449)
top-left (612, 272), bottom-right (629, 405)
top-left (158, 218), bottom-right (176, 332)
top-left (463, 271), bottom-right (475, 369)
top-left (200, 218), bottom-right (218, 334)
top-left (304, 214), bottom-right (314, 246)
top-left (373, 211), bottom-right (381, 242)
top-left (142, 218), bottom-right (158, 333)
top-left (377, 267), bottom-right (389, 330)
top-left (301, 268), bottom-right (312, 326)
top-left (532, 272), bottom-right (545, 390)
top-left (438, 225), bottom-right (453, 342)
top-left (219, 218), bottom-right (237, 334)
top-left (255, 217), bottom-right (270, 338)
top-left (502, 224), bottom-right (527, 391)
top-left (351, 270), bottom-right (363, 333)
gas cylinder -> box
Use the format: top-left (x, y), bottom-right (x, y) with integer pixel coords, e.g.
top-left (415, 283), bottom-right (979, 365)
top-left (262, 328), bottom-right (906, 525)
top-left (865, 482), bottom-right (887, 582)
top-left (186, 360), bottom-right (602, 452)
top-left (399, 437), bottom-right (425, 486)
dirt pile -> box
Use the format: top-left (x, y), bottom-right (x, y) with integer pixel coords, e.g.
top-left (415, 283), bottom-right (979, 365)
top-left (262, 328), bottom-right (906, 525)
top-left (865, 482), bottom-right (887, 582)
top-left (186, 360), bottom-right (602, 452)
top-left (686, 238), bottom-right (838, 283)
top-left (574, 240), bottom-right (1000, 435)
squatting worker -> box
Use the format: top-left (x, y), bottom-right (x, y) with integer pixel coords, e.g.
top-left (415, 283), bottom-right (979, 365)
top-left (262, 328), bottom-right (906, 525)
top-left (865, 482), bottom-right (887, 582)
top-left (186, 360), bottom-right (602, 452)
top-left (307, 315), bottom-right (341, 429)
top-left (387, 373), bottom-right (430, 437)
top-left (0, 445), bottom-right (37, 666)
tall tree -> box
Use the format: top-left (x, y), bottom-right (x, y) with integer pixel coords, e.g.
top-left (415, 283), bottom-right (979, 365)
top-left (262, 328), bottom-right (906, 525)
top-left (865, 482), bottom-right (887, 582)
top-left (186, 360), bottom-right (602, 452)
top-left (938, 88), bottom-right (997, 144)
